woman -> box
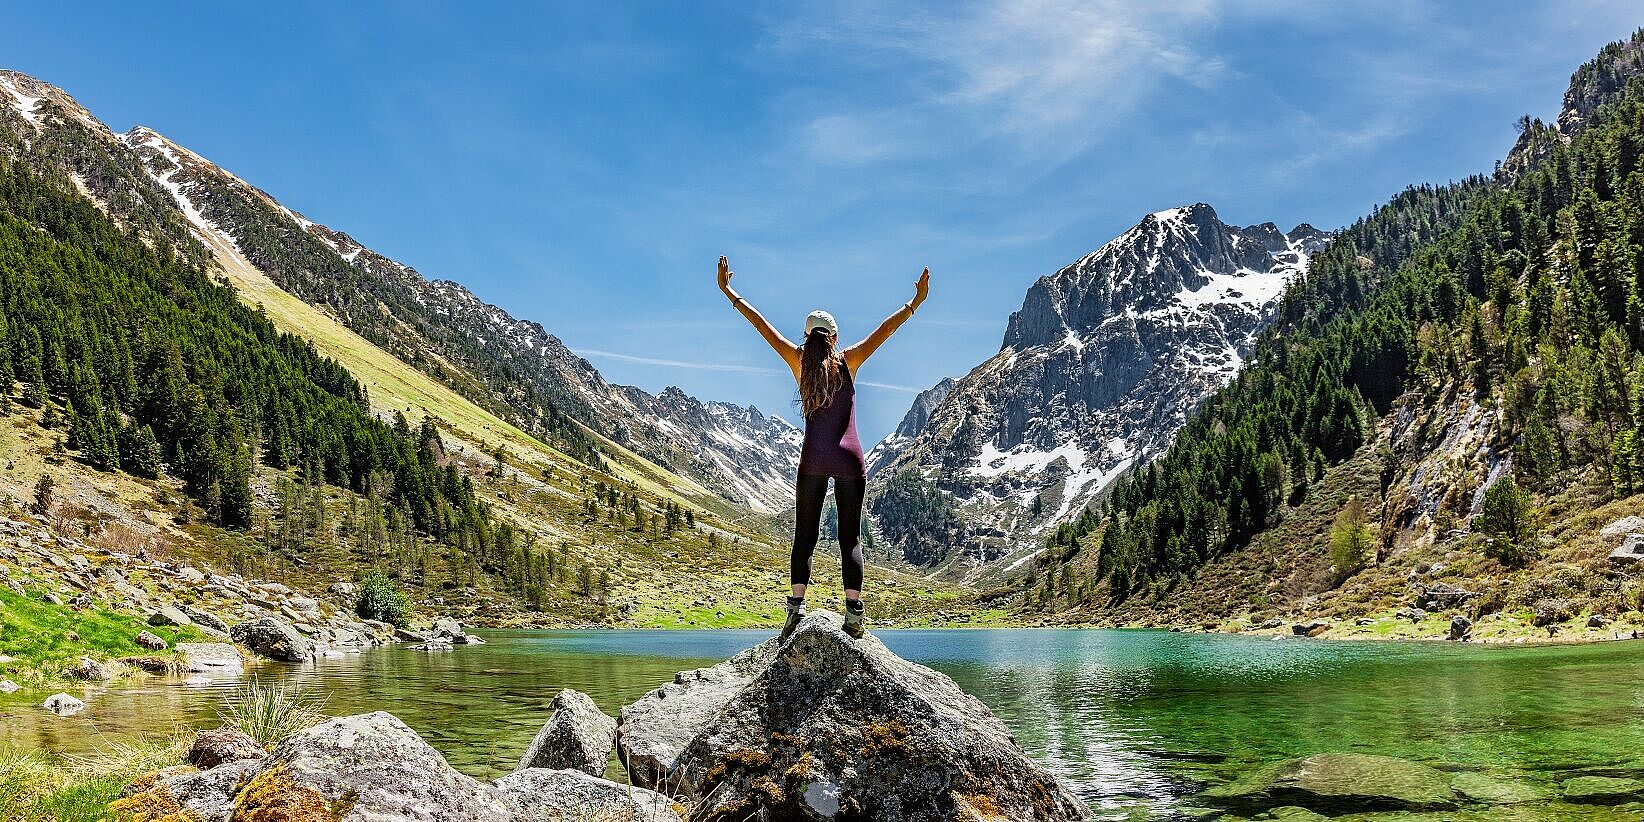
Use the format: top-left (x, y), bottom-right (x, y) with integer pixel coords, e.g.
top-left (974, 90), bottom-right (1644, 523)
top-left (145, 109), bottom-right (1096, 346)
top-left (718, 255), bottom-right (928, 640)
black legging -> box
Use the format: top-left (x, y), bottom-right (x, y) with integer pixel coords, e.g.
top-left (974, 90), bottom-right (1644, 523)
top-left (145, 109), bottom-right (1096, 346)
top-left (792, 475), bottom-right (865, 591)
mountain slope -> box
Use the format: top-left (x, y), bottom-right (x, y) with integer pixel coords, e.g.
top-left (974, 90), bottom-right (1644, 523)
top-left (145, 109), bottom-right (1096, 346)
top-left (867, 205), bottom-right (1325, 580)
top-left (1021, 27), bottom-right (1644, 637)
top-left (115, 124), bottom-right (801, 514)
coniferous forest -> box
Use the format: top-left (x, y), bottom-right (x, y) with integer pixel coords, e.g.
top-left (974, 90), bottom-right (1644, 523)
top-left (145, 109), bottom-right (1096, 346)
top-left (1045, 70), bottom-right (1644, 605)
top-left (0, 158), bottom-right (495, 546)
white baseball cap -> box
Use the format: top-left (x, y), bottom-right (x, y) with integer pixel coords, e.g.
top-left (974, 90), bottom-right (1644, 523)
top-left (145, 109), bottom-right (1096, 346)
top-left (805, 310), bottom-right (838, 337)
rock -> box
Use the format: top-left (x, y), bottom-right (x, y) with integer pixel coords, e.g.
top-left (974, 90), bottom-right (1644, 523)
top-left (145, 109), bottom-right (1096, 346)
top-left (123, 655), bottom-right (170, 673)
top-left (1258, 617), bottom-right (1285, 630)
top-left (113, 759), bottom-right (258, 822)
top-left (1415, 582), bottom-right (1476, 608)
top-left (518, 689), bottom-right (616, 776)
top-left (288, 596), bottom-right (319, 612)
top-left (1202, 753), bottom-right (1457, 814)
top-left (410, 639), bottom-right (455, 651)
top-left (327, 581), bottom-right (356, 599)
top-left (1354, 618), bottom-right (1375, 626)
top-left (179, 605), bottom-right (231, 634)
top-left (615, 610), bottom-right (1084, 821)
top-left (234, 711), bottom-right (510, 821)
top-left (1532, 600), bottom-right (1575, 627)
top-left (1448, 616), bottom-right (1471, 641)
top-left (431, 616), bottom-right (466, 641)
top-left (0, 679), bottom-right (19, 693)
top-left (1292, 620), bottom-right (1330, 637)
top-left (230, 617), bottom-right (314, 662)
top-left (187, 728), bottom-right (266, 770)
top-left (175, 642), bottom-right (244, 673)
top-left (1561, 775), bottom-right (1644, 804)
top-left (43, 693), bottom-right (85, 716)
top-left (1450, 771), bottom-right (1554, 804)
top-left (1588, 614), bottom-right (1610, 628)
top-left (146, 604), bottom-right (195, 627)
top-left (455, 632), bottom-right (486, 645)
top-left (1395, 607), bottom-right (1427, 623)
top-left (1600, 516), bottom-right (1644, 538)
top-left (135, 630), bottom-right (169, 651)
top-left (495, 768), bottom-right (680, 821)
top-left (177, 566), bottom-right (206, 583)
top-left (69, 656), bottom-right (111, 681)
top-left (394, 627), bottom-right (429, 643)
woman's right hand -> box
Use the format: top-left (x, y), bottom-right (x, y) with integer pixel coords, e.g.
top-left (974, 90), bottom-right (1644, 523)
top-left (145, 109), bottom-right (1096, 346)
top-left (718, 256), bottom-right (733, 292)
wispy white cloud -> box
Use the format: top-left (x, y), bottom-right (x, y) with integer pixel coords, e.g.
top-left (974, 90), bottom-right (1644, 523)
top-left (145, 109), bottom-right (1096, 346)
top-left (577, 348), bottom-right (923, 392)
top-left (575, 349), bottom-right (784, 375)
top-left (766, 0), bottom-right (1224, 171)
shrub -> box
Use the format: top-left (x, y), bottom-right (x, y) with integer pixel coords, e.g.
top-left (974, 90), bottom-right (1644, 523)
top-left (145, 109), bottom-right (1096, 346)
top-left (355, 570), bottom-right (411, 627)
top-left (220, 681), bottom-right (326, 747)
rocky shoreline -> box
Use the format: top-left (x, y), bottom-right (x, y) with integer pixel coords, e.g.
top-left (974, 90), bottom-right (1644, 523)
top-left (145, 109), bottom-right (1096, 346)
top-left (111, 610), bottom-right (1087, 822)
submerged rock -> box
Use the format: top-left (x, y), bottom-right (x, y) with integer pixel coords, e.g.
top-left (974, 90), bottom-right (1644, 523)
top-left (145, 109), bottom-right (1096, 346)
top-left (494, 768), bottom-right (680, 822)
top-left (518, 688), bottom-right (616, 776)
top-left (616, 610), bottom-right (1084, 821)
top-left (234, 711), bottom-right (510, 821)
top-left (1561, 775), bottom-right (1644, 805)
top-left (230, 617), bottom-right (314, 662)
top-left (43, 693), bottom-right (85, 716)
top-left (1201, 753), bottom-right (1457, 814)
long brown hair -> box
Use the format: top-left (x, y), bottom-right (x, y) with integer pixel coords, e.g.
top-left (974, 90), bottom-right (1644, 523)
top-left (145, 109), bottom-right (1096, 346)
top-left (799, 328), bottom-right (845, 418)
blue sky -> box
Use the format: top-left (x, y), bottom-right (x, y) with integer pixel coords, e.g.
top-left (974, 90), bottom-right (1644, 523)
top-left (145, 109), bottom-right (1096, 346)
top-left (5, 2), bottom-right (1641, 445)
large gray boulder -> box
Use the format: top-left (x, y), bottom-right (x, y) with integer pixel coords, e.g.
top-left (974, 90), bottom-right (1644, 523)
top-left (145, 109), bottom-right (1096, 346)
top-left (233, 711), bottom-right (510, 821)
top-left (180, 604), bottom-right (231, 635)
top-left (115, 759), bottom-right (260, 822)
top-left (230, 616), bottom-right (314, 662)
top-left (175, 642), bottom-right (244, 673)
top-left (494, 768), bottom-right (680, 822)
top-left (1200, 753), bottom-right (1458, 814)
top-left (615, 610), bottom-right (1084, 822)
top-left (518, 688), bottom-right (616, 776)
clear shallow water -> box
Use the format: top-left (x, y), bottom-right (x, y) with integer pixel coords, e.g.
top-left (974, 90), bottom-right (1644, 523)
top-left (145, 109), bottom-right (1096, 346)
top-left (4, 629), bottom-right (1644, 818)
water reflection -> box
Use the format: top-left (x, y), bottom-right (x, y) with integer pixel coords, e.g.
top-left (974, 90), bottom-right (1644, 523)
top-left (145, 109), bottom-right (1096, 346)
top-left (3, 629), bottom-right (1642, 818)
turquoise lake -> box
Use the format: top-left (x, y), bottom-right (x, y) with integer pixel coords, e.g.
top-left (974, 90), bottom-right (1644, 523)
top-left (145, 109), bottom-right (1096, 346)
top-left (4, 628), bottom-right (1644, 819)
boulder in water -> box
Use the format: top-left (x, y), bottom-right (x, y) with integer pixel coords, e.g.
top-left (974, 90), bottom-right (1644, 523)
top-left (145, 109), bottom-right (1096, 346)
top-left (1200, 752), bottom-right (1457, 814)
top-left (43, 693), bottom-right (85, 716)
top-left (494, 768), bottom-right (681, 821)
top-left (615, 610), bottom-right (1084, 821)
top-left (229, 617), bottom-right (314, 662)
top-left (175, 642), bottom-right (244, 673)
top-left (518, 688), bottom-right (616, 776)
top-left (233, 711), bottom-right (510, 821)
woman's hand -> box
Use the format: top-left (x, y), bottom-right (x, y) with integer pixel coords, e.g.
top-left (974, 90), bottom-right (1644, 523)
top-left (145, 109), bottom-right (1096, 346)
top-left (718, 256), bottom-right (733, 292)
top-left (913, 266), bottom-right (929, 308)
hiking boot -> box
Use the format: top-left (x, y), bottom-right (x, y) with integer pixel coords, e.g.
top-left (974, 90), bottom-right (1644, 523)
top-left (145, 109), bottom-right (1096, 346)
top-left (843, 603), bottom-right (866, 639)
top-left (779, 599), bottom-right (806, 641)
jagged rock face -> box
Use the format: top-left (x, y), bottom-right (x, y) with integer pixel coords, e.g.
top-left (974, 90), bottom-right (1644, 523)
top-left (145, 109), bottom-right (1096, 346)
top-left (865, 376), bottom-right (955, 477)
top-left (494, 768), bottom-right (681, 822)
top-left (1503, 28), bottom-right (1644, 179)
top-left (869, 204), bottom-right (1325, 578)
top-left (616, 610), bottom-right (1085, 822)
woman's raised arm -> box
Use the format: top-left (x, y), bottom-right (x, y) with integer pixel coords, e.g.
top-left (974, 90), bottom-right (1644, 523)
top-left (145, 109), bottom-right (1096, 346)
top-left (719, 256), bottom-right (802, 380)
top-left (843, 267), bottom-right (928, 372)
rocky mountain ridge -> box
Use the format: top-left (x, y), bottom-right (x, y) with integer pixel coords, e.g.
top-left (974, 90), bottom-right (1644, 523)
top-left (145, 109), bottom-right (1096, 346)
top-left (868, 204), bottom-right (1326, 579)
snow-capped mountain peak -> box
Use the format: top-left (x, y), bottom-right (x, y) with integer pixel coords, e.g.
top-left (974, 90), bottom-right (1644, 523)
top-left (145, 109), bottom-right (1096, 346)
top-left (868, 205), bottom-right (1328, 579)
